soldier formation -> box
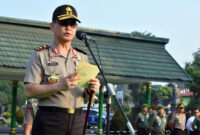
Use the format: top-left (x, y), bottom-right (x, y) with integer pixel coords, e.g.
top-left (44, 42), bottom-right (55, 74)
top-left (135, 102), bottom-right (200, 135)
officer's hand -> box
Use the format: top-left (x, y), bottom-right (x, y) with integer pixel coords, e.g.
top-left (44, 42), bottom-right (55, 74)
top-left (88, 78), bottom-right (100, 94)
top-left (58, 73), bottom-right (81, 91)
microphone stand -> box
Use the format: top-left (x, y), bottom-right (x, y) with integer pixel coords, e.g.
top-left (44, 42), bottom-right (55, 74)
top-left (83, 40), bottom-right (135, 135)
top-left (106, 95), bottom-right (111, 135)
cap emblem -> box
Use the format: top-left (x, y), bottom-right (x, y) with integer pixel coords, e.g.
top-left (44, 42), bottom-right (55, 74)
top-left (66, 6), bottom-right (73, 15)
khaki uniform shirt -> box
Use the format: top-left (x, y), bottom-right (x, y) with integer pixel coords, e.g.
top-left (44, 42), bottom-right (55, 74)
top-left (171, 113), bottom-right (186, 130)
top-left (24, 41), bottom-right (89, 108)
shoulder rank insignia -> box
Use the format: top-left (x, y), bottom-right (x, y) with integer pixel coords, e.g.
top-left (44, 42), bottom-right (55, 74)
top-left (34, 45), bottom-right (50, 51)
top-left (73, 47), bottom-right (87, 55)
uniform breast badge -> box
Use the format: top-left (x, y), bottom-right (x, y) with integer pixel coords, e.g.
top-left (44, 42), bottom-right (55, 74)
top-left (77, 54), bottom-right (81, 61)
top-left (48, 74), bottom-right (60, 84)
top-left (74, 60), bottom-right (80, 66)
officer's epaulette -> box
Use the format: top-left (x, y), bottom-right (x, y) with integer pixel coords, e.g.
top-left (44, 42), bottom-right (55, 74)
top-left (73, 47), bottom-right (87, 55)
top-left (34, 45), bottom-right (50, 51)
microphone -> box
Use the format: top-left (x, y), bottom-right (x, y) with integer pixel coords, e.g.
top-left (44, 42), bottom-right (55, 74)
top-left (76, 30), bottom-right (95, 42)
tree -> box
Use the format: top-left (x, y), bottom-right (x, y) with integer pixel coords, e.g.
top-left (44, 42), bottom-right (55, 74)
top-left (185, 49), bottom-right (200, 106)
top-left (124, 94), bottom-right (131, 103)
top-left (16, 107), bottom-right (24, 125)
top-left (17, 82), bottom-right (26, 106)
top-left (128, 83), bottom-right (173, 107)
top-left (0, 80), bottom-right (26, 107)
top-left (128, 83), bottom-right (146, 107)
top-left (111, 105), bottom-right (131, 131)
top-left (0, 91), bottom-right (8, 105)
top-left (151, 86), bottom-right (173, 105)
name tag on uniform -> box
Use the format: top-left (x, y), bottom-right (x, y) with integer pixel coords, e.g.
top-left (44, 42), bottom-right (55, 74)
top-left (47, 62), bottom-right (58, 66)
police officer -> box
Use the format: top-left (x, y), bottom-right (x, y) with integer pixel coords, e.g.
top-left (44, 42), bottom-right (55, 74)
top-left (23, 99), bottom-right (38, 135)
top-left (167, 111), bottom-right (176, 135)
top-left (169, 103), bottom-right (186, 135)
top-left (150, 105), bottom-right (167, 135)
top-left (135, 104), bottom-right (149, 135)
top-left (24, 5), bottom-right (100, 135)
top-left (192, 108), bottom-right (200, 135)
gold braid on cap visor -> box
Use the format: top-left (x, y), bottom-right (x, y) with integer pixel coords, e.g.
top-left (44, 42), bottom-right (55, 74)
top-left (57, 14), bottom-right (79, 21)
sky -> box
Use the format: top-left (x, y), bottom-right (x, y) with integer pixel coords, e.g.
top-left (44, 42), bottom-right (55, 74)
top-left (0, 0), bottom-right (200, 68)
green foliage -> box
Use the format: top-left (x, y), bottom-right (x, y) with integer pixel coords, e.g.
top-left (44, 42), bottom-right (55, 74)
top-left (124, 94), bottom-right (131, 102)
top-left (111, 105), bottom-right (131, 131)
top-left (131, 31), bottom-right (156, 38)
top-left (16, 107), bottom-right (24, 124)
top-left (0, 91), bottom-right (8, 105)
top-left (111, 108), bottom-right (126, 130)
top-left (17, 82), bottom-right (26, 106)
top-left (151, 86), bottom-right (173, 102)
top-left (129, 83), bottom-right (146, 106)
top-left (128, 83), bottom-right (172, 107)
top-left (185, 50), bottom-right (200, 106)
top-left (0, 80), bottom-right (12, 104)
top-left (0, 80), bottom-right (26, 107)
top-left (3, 112), bottom-right (11, 119)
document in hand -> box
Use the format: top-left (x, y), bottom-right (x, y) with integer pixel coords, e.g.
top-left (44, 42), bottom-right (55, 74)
top-left (76, 61), bottom-right (100, 88)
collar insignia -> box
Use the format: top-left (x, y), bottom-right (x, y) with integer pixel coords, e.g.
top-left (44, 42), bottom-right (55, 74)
top-left (53, 47), bottom-right (60, 55)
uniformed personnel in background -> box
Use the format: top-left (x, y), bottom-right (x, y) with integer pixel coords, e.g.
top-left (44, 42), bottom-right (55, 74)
top-left (23, 99), bottom-right (38, 135)
top-left (135, 103), bottom-right (149, 135)
top-left (169, 103), bottom-right (186, 135)
top-left (149, 100), bottom-right (164, 132)
top-left (192, 108), bottom-right (200, 135)
top-left (149, 103), bottom-right (158, 122)
top-left (167, 111), bottom-right (176, 135)
top-left (24, 4), bottom-right (100, 135)
top-left (150, 105), bottom-right (167, 135)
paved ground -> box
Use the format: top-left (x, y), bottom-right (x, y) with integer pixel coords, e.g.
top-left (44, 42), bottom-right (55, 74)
top-left (0, 125), bottom-right (132, 135)
top-left (0, 126), bottom-right (99, 135)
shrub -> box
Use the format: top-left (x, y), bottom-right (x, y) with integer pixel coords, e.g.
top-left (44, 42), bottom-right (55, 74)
top-left (3, 112), bottom-right (11, 119)
top-left (16, 107), bottom-right (24, 125)
top-left (111, 105), bottom-right (132, 131)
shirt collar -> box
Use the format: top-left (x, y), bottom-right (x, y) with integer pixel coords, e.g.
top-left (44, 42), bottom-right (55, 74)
top-left (50, 41), bottom-right (76, 59)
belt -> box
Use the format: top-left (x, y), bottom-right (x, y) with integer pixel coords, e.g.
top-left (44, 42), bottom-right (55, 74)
top-left (175, 128), bottom-right (185, 131)
top-left (38, 106), bottom-right (83, 114)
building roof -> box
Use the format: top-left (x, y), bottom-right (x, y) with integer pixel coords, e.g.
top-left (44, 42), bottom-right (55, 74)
top-left (0, 16), bottom-right (191, 83)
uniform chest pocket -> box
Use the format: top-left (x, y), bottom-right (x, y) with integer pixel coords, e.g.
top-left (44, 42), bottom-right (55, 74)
top-left (43, 65), bottom-right (63, 84)
top-left (44, 65), bottom-right (63, 75)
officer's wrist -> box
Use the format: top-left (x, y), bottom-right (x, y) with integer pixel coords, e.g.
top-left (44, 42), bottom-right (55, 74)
top-left (56, 81), bottom-right (68, 91)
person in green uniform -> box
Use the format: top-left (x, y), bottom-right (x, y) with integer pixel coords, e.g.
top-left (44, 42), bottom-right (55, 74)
top-left (135, 104), bottom-right (149, 135)
top-left (149, 101), bottom-right (164, 123)
top-left (150, 105), bottom-right (167, 135)
top-left (192, 108), bottom-right (200, 135)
